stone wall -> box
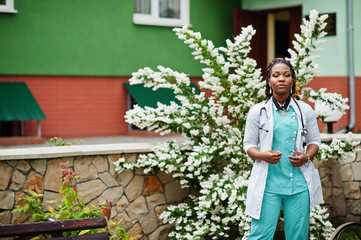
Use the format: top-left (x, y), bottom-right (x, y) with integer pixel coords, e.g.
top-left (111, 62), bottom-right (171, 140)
top-left (0, 152), bottom-right (190, 240)
top-left (315, 148), bottom-right (361, 225)
top-left (0, 141), bottom-right (360, 239)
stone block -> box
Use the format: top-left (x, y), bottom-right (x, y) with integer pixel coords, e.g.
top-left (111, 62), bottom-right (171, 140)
top-left (7, 160), bottom-right (18, 167)
top-left (92, 155), bottom-right (109, 173)
top-left (117, 170), bottom-right (134, 187)
top-left (112, 211), bottom-right (133, 231)
top-left (23, 171), bottom-right (43, 194)
top-left (321, 177), bottom-right (332, 204)
top-left (154, 204), bottom-right (170, 225)
top-left (157, 171), bottom-right (174, 184)
top-left (17, 160), bottom-right (31, 174)
top-left (0, 191), bottom-right (15, 209)
top-left (60, 157), bottom-right (74, 166)
top-left (331, 163), bottom-right (342, 187)
top-left (44, 159), bottom-right (64, 192)
top-left (346, 199), bottom-right (361, 215)
top-left (74, 157), bottom-right (98, 182)
top-left (318, 159), bottom-right (331, 168)
top-left (10, 170), bottom-right (26, 190)
top-left (351, 162), bottom-right (361, 180)
top-left (77, 179), bottom-right (107, 204)
top-left (116, 195), bottom-right (129, 213)
top-left (98, 186), bottom-right (124, 205)
top-left (148, 224), bottom-right (174, 240)
top-left (343, 182), bottom-right (360, 199)
top-left (357, 150), bottom-right (361, 162)
top-left (340, 164), bottom-right (353, 181)
top-left (99, 172), bottom-right (119, 187)
top-left (11, 209), bottom-right (29, 224)
top-left (331, 188), bottom-right (346, 217)
top-left (345, 214), bottom-right (361, 223)
top-left (143, 176), bottom-right (163, 196)
top-left (342, 152), bottom-right (356, 164)
top-left (312, 160), bottom-right (320, 169)
top-left (125, 175), bottom-right (144, 202)
top-left (0, 162), bottom-right (13, 190)
top-left (123, 154), bottom-right (138, 163)
top-left (126, 196), bottom-right (148, 222)
top-left (0, 210), bottom-right (11, 224)
top-left (135, 168), bottom-right (147, 175)
top-left (15, 192), bottom-right (27, 207)
top-left (146, 193), bottom-right (166, 210)
top-left (139, 210), bottom-right (158, 234)
top-left (164, 180), bottom-right (190, 203)
top-left (127, 223), bottom-right (143, 239)
top-left (29, 159), bottom-right (47, 175)
top-left (318, 166), bottom-right (329, 179)
top-left (107, 154), bottom-right (122, 175)
top-left (41, 190), bottom-right (60, 210)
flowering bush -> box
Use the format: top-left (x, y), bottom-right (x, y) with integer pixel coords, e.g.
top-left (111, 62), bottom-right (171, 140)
top-left (309, 205), bottom-right (335, 240)
top-left (316, 132), bottom-right (361, 161)
top-left (114, 10), bottom-right (359, 239)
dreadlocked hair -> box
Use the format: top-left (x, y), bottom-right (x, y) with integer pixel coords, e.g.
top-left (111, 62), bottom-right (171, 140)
top-left (264, 58), bottom-right (300, 100)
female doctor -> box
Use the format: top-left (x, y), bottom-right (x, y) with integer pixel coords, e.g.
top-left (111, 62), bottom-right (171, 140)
top-left (243, 58), bottom-right (324, 239)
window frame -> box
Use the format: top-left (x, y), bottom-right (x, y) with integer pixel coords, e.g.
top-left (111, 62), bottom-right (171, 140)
top-left (0, 0), bottom-right (17, 13)
top-left (133, 0), bottom-right (190, 27)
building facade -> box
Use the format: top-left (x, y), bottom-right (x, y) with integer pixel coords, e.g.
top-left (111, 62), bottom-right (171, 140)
top-left (0, 0), bottom-right (359, 140)
top-left (0, 0), bottom-right (239, 139)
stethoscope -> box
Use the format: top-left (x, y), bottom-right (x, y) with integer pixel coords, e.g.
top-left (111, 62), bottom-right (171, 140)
top-left (259, 98), bottom-right (308, 136)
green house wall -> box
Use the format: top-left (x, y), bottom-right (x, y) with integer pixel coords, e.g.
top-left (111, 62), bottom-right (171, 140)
top-left (0, 0), bottom-right (240, 77)
top-left (241, 0), bottom-right (361, 77)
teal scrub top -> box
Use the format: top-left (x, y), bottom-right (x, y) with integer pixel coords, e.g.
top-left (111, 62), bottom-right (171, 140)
top-left (265, 106), bottom-right (308, 195)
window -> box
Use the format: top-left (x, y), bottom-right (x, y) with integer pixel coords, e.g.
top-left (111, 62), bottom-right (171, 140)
top-left (0, 0), bottom-right (17, 13)
top-left (134, 0), bottom-right (190, 27)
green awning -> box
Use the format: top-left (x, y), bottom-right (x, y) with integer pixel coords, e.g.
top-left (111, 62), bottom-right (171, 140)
top-left (124, 83), bottom-right (200, 108)
top-left (0, 82), bottom-right (46, 121)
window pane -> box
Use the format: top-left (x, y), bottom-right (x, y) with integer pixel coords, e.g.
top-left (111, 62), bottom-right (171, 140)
top-left (0, 0), bottom-right (6, 5)
top-left (159, 0), bottom-right (180, 19)
top-left (135, 0), bottom-right (151, 14)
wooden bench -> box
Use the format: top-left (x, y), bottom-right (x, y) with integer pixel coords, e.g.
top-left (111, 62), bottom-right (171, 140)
top-left (0, 217), bottom-right (109, 240)
top-left (329, 222), bottom-right (361, 240)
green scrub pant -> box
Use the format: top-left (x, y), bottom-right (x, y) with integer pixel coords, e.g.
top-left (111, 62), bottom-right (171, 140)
top-left (248, 190), bottom-right (310, 240)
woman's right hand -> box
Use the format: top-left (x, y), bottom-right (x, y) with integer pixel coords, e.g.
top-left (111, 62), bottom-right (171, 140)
top-left (261, 150), bottom-right (282, 164)
top-left (247, 147), bottom-right (282, 164)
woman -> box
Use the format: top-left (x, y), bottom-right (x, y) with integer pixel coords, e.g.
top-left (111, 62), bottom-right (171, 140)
top-left (243, 58), bottom-right (323, 239)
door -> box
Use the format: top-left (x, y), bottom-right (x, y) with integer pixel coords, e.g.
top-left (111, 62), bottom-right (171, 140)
top-left (233, 6), bottom-right (302, 75)
top-left (234, 9), bottom-right (268, 73)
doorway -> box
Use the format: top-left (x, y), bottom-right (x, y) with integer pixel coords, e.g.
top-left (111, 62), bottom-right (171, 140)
top-left (267, 10), bottom-right (290, 64)
top-left (234, 6), bottom-right (302, 73)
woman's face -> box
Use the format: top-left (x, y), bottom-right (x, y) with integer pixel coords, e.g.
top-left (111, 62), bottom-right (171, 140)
top-left (268, 63), bottom-right (293, 96)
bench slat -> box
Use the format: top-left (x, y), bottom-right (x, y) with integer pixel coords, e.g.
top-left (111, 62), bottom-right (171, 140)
top-left (47, 232), bottom-right (110, 240)
top-left (0, 217), bottom-right (107, 238)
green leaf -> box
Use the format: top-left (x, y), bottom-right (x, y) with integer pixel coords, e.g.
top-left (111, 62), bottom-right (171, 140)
top-left (78, 229), bottom-right (91, 235)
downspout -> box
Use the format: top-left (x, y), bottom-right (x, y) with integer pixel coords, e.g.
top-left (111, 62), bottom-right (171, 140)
top-left (346, 0), bottom-right (356, 132)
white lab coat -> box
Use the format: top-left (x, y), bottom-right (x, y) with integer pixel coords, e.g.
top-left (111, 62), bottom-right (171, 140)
top-left (243, 97), bottom-right (324, 220)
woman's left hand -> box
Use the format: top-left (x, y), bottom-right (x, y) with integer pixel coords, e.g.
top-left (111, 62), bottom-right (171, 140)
top-left (289, 150), bottom-right (308, 167)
